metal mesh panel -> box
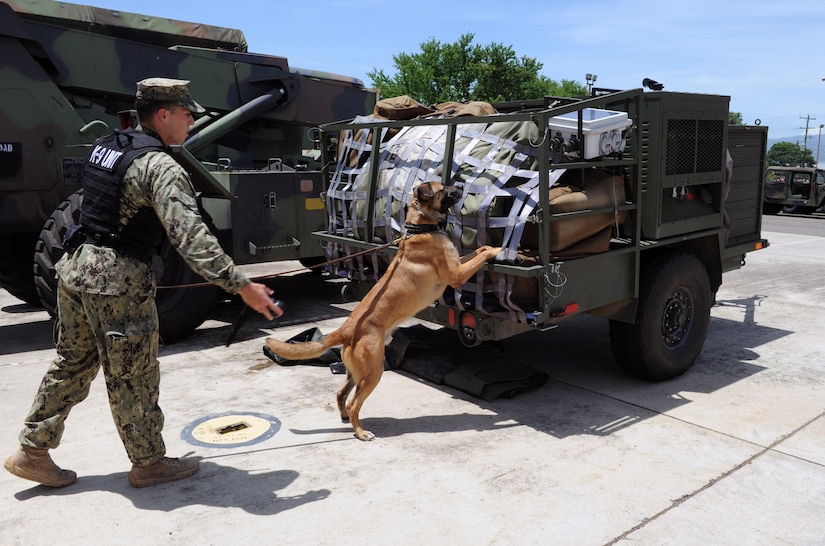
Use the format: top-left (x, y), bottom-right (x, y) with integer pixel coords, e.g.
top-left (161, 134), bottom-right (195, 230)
top-left (665, 119), bottom-right (696, 175)
top-left (665, 118), bottom-right (725, 176)
top-left (696, 120), bottom-right (724, 173)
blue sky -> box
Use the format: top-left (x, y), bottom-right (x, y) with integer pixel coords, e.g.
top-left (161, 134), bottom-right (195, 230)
top-left (85, 0), bottom-right (825, 145)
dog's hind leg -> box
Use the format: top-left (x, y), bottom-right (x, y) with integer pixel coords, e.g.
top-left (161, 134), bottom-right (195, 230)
top-left (345, 344), bottom-right (384, 441)
top-left (336, 371), bottom-right (355, 423)
top-left (348, 374), bottom-right (381, 441)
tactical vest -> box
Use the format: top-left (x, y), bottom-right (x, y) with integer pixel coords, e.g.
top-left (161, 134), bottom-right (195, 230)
top-left (79, 129), bottom-right (168, 263)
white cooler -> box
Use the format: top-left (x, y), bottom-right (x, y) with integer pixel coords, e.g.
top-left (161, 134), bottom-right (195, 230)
top-left (548, 108), bottom-right (632, 159)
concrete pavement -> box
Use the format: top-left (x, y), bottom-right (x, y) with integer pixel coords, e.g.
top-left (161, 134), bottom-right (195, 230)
top-left (2, 228), bottom-right (825, 545)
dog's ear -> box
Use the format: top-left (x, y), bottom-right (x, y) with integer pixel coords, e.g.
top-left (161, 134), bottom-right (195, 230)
top-left (416, 183), bottom-right (434, 202)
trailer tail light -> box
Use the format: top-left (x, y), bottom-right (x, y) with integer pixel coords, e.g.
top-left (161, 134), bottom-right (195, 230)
top-left (448, 307), bottom-right (457, 327)
top-left (551, 302), bottom-right (580, 317)
top-left (460, 311), bottom-right (477, 330)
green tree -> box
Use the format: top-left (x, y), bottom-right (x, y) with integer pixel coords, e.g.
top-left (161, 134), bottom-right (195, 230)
top-left (766, 141), bottom-right (816, 167)
top-left (367, 33), bottom-right (587, 104)
top-left (729, 111), bottom-right (743, 125)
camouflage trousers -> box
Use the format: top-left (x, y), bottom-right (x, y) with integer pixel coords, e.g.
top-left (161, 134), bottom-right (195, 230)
top-left (19, 280), bottom-right (166, 466)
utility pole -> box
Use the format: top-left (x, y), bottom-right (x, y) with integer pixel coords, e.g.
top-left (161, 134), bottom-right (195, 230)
top-left (799, 114), bottom-right (816, 166)
top-left (818, 124), bottom-right (824, 168)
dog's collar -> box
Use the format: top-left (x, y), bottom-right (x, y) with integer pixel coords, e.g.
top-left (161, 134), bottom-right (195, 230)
top-left (404, 222), bottom-right (444, 235)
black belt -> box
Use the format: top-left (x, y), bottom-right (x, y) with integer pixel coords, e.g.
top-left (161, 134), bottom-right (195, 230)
top-left (62, 225), bottom-right (154, 264)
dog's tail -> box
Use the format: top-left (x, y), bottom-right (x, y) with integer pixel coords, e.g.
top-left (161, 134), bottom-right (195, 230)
top-left (265, 330), bottom-right (343, 362)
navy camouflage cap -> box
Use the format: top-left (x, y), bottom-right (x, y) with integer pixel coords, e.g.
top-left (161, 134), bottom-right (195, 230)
top-left (136, 77), bottom-right (206, 114)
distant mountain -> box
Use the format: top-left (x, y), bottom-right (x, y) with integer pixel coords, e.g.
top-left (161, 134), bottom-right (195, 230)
top-left (768, 135), bottom-right (804, 148)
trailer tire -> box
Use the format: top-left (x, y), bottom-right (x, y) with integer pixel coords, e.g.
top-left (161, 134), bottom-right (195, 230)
top-left (609, 252), bottom-right (711, 381)
top-left (33, 190), bottom-right (218, 343)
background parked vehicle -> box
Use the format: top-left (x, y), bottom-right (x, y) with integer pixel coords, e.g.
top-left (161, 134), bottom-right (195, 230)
top-left (762, 166), bottom-right (825, 215)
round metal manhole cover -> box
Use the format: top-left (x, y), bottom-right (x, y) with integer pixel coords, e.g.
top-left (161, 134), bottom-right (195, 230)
top-left (181, 412), bottom-right (281, 448)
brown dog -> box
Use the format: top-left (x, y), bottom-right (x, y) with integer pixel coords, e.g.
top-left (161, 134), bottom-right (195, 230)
top-left (266, 181), bottom-right (501, 441)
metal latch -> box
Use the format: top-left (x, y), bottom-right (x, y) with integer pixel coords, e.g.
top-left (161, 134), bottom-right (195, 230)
top-left (265, 192), bottom-right (277, 211)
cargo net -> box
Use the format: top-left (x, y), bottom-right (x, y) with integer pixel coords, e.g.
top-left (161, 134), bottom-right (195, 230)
top-left (323, 116), bottom-right (552, 322)
top-left (324, 117), bottom-right (569, 323)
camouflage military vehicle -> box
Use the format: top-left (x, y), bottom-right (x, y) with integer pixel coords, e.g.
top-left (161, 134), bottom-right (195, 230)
top-left (762, 165), bottom-right (825, 215)
top-left (0, 0), bottom-right (376, 341)
top-left (317, 89), bottom-right (768, 381)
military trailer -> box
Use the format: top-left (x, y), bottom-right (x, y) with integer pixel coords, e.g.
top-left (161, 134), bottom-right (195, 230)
top-left (316, 89), bottom-right (769, 380)
top-left (762, 165), bottom-right (825, 215)
top-left (0, 0), bottom-right (376, 341)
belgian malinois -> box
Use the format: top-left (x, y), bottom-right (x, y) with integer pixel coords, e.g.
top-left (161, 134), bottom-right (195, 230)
top-left (266, 181), bottom-right (501, 441)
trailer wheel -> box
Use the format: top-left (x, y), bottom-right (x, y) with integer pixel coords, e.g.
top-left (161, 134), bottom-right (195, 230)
top-left (340, 283), bottom-right (356, 302)
top-left (609, 252), bottom-right (711, 381)
top-left (33, 190), bottom-right (218, 343)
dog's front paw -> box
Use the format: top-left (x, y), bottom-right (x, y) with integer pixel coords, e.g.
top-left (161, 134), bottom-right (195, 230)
top-left (355, 430), bottom-right (376, 441)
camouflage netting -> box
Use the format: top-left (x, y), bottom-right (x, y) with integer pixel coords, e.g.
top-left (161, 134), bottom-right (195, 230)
top-left (6, 0), bottom-right (248, 51)
top-left (323, 98), bottom-right (625, 320)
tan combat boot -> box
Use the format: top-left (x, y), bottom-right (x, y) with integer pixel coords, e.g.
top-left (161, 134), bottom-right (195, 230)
top-left (4, 445), bottom-right (77, 487)
top-left (128, 456), bottom-right (199, 488)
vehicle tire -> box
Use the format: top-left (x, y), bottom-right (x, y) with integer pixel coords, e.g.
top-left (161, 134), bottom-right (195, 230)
top-left (782, 203), bottom-right (814, 214)
top-left (0, 232), bottom-right (42, 306)
top-left (33, 191), bottom-right (219, 343)
top-left (34, 191), bottom-right (83, 315)
top-left (761, 202), bottom-right (782, 215)
top-left (151, 245), bottom-right (220, 344)
top-left (609, 251), bottom-right (711, 381)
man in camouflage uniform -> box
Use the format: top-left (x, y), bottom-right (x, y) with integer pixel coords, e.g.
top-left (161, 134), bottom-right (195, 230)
top-left (4, 78), bottom-right (283, 488)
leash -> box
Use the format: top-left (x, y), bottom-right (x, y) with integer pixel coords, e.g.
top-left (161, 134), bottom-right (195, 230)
top-left (174, 223), bottom-right (440, 346)
top-left (160, 237), bottom-right (402, 291)
top-left (219, 237), bottom-right (401, 347)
